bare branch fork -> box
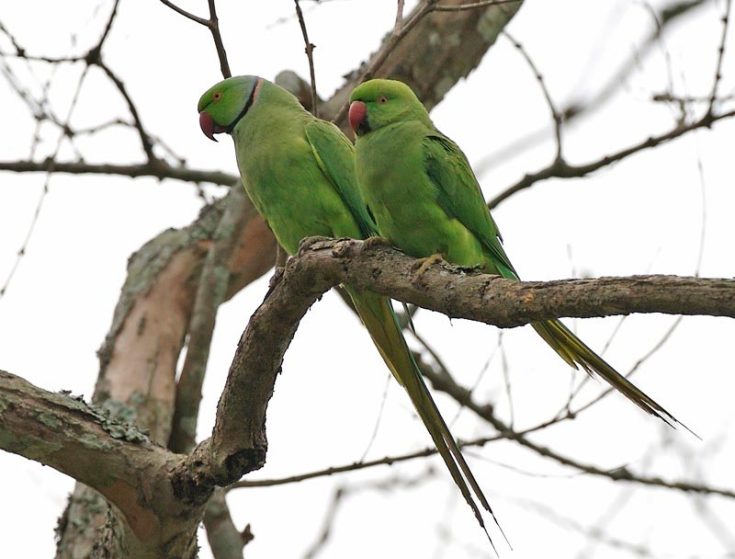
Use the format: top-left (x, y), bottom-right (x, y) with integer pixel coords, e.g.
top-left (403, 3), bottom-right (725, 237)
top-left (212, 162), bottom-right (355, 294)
top-left (293, 0), bottom-right (319, 117)
top-left (159, 0), bottom-right (232, 78)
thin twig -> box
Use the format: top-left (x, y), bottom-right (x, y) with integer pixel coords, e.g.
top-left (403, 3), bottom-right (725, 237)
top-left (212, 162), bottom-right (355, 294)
top-left (294, 0), bottom-right (319, 117)
top-left (434, 0), bottom-right (521, 10)
top-left (0, 159), bottom-right (238, 186)
top-left (358, 373), bottom-right (392, 462)
top-left (207, 0), bottom-right (231, 78)
top-left (302, 470), bottom-right (435, 559)
top-left (504, 31), bottom-right (563, 160)
top-left (159, 0), bottom-right (231, 78)
top-left (394, 0), bottom-right (406, 35)
top-left (708, 0), bottom-right (732, 114)
top-left (488, 107), bottom-right (735, 208)
top-left (506, 495), bottom-right (658, 557)
top-left (159, 0), bottom-right (209, 25)
top-left (1, 66), bottom-right (89, 299)
top-left (474, 0), bottom-right (711, 179)
top-left (95, 61), bottom-right (157, 161)
top-left (229, 427), bottom-right (735, 499)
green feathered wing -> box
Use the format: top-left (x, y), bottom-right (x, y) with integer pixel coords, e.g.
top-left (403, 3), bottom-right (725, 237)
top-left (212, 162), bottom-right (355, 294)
top-left (422, 132), bottom-right (683, 428)
top-left (304, 119), bottom-right (376, 237)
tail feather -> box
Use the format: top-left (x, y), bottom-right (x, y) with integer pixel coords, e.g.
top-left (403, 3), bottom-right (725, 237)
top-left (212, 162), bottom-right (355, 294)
top-left (347, 287), bottom-right (506, 548)
top-left (532, 319), bottom-right (692, 433)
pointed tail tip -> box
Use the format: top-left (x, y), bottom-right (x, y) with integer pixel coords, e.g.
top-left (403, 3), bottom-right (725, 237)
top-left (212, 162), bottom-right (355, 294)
top-left (476, 505), bottom-right (511, 556)
top-left (661, 410), bottom-right (701, 441)
top-left (479, 520), bottom-right (512, 556)
top-left (482, 524), bottom-right (500, 557)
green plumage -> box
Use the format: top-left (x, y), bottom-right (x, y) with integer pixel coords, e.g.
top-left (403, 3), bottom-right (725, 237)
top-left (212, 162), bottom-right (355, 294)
top-left (198, 76), bottom-right (500, 542)
top-left (350, 78), bottom-right (685, 430)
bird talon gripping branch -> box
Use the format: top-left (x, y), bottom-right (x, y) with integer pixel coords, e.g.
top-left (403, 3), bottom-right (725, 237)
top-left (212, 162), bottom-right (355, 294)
top-left (411, 253), bottom-right (446, 282)
top-left (360, 235), bottom-right (393, 251)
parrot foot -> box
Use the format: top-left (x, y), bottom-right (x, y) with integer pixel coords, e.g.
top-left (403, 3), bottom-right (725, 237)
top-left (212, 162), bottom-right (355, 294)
top-left (297, 235), bottom-right (332, 256)
top-left (360, 236), bottom-right (393, 251)
top-left (411, 253), bottom-right (445, 284)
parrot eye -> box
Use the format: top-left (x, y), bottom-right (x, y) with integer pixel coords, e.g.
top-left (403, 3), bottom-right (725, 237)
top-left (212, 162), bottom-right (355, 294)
top-left (213, 91), bottom-right (222, 101)
top-left (377, 95), bottom-right (388, 104)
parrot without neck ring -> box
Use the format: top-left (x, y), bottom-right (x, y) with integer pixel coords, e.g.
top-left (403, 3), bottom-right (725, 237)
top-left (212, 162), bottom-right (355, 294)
top-left (349, 78), bottom-right (689, 433)
top-left (198, 76), bottom-right (504, 546)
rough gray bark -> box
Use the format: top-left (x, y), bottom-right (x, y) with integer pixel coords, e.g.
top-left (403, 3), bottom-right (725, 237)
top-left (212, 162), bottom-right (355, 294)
top-left (0, 371), bottom-right (200, 559)
top-left (56, 188), bottom-right (275, 559)
top-left (270, 239), bottom-right (735, 327)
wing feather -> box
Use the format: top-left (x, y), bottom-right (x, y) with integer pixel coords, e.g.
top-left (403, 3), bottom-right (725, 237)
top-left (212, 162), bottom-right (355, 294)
top-left (305, 119), bottom-right (377, 238)
top-left (423, 133), bottom-right (517, 278)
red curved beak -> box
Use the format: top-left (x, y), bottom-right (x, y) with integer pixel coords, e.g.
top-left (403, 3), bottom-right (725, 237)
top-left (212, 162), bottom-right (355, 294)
top-left (348, 101), bottom-right (366, 133)
top-left (199, 111), bottom-right (218, 142)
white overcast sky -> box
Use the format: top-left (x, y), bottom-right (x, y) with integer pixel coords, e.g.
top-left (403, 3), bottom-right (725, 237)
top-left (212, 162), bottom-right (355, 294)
top-left (1, 1), bottom-right (734, 558)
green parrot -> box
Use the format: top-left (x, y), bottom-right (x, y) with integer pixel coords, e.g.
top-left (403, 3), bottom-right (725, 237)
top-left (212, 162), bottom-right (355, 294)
top-left (198, 76), bottom-right (502, 543)
top-left (349, 78), bottom-right (684, 429)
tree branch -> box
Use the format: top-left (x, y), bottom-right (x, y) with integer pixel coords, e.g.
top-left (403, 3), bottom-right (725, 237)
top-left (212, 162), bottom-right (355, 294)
top-left (203, 488), bottom-right (253, 559)
top-left (0, 370), bottom-right (205, 557)
top-left (159, 0), bottom-right (231, 78)
top-left (0, 370), bottom-right (163, 494)
top-left (169, 236), bottom-right (731, 498)
top-left (0, 158), bottom-right (238, 186)
top-left (293, 0), bottom-right (319, 117)
top-left (283, 238), bottom-right (735, 327)
top-left (489, 108), bottom-right (735, 208)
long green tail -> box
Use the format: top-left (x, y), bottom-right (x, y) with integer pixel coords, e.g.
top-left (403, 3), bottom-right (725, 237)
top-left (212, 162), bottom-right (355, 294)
top-left (346, 287), bottom-right (505, 547)
top-left (532, 319), bottom-right (689, 430)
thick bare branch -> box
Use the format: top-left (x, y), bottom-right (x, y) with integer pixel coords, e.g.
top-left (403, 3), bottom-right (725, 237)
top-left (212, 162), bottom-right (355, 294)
top-left (283, 239), bottom-right (735, 327)
top-left (0, 370), bottom-right (163, 495)
top-left (0, 371), bottom-right (204, 558)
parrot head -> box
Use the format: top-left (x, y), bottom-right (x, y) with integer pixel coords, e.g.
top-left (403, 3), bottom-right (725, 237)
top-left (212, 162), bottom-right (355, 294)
top-left (198, 75), bottom-right (261, 142)
top-left (348, 79), bottom-right (428, 136)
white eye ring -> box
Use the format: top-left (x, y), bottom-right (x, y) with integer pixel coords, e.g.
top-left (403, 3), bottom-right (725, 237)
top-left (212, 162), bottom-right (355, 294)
top-left (377, 96), bottom-right (388, 104)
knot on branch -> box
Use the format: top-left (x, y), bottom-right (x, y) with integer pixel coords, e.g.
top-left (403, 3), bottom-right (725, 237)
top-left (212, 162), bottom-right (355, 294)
top-left (84, 45), bottom-right (102, 65)
top-left (171, 443), bottom-right (217, 506)
top-left (221, 448), bottom-right (267, 484)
